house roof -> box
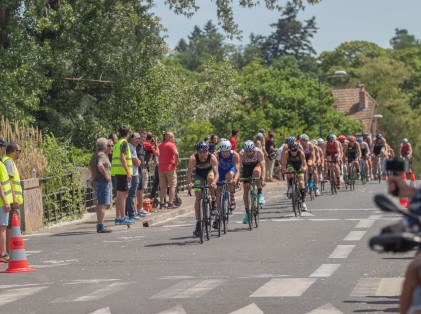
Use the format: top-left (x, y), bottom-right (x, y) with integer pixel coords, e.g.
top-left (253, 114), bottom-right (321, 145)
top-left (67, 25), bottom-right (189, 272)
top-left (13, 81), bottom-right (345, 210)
top-left (332, 87), bottom-right (377, 132)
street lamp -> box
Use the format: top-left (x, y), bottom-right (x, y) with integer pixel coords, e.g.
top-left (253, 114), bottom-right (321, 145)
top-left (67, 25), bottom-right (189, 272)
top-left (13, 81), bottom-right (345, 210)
top-left (372, 114), bottom-right (383, 136)
top-left (318, 70), bottom-right (348, 138)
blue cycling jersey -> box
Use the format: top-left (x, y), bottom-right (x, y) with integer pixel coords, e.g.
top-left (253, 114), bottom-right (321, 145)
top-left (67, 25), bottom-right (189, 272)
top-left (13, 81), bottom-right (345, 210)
top-left (218, 150), bottom-right (234, 171)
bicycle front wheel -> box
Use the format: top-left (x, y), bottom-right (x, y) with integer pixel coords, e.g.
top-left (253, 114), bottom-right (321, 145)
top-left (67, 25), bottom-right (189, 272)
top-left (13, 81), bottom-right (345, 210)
top-left (203, 199), bottom-right (211, 241)
top-left (248, 190), bottom-right (254, 230)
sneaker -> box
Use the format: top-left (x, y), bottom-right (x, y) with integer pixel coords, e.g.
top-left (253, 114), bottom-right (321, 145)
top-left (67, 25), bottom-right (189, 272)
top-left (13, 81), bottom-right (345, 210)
top-left (114, 218), bottom-right (122, 225)
top-left (167, 203), bottom-right (179, 209)
top-left (132, 214), bottom-right (141, 220)
top-left (212, 220), bottom-right (219, 230)
top-left (315, 188), bottom-right (320, 196)
top-left (258, 193), bottom-right (265, 204)
top-left (159, 203), bottom-right (166, 210)
top-left (121, 217), bottom-right (135, 225)
top-left (193, 223), bottom-right (201, 237)
top-left (356, 173), bottom-right (361, 180)
top-left (302, 202), bottom-right (308, 211)
top-left (140, 209), bottom-right (151, 216)
top-left (287, 188), bottom-right (292, 199)
top-left (243, 213), bottom-right (249, 224)
top-left (97, 226), bottom-right (112, 233)
top-left (0, 254), bottom-right (9, 263)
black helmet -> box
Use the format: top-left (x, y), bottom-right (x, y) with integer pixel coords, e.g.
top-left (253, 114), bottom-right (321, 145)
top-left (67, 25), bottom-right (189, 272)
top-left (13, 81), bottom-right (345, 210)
top-left (362, 132), bottom-right (369, 138)
top-left (196, 141), bottom-right (209, 152)
top-left (326, 134), bottom-right (335, 143)
top-left (289, 142), bottom-right (299, 151)
top-left (376, 133), bottom-right (382, 140)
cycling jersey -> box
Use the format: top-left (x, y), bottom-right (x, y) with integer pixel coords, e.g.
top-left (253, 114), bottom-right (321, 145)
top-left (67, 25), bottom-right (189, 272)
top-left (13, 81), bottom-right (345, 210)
top-left (242, 147), bottom-right (260, 179)
top-left (218, 150), bottom-right (236, 185)
top-left (373, 139), bottom-right (384, 156)
top-left (401, 144), bottom-right (410, 157)
top-left (287, 150), bottom-right (303, 172)
top-left (361, 145), bottom-right (368, 157)
top-left (326, 142), bottom-right (338, 157)
top-left (346, 144), bottom-right (358, 161)
top-left (194, 153), bottom-right (213, 179)
top-left (303, 144), bottom-right (311, 161)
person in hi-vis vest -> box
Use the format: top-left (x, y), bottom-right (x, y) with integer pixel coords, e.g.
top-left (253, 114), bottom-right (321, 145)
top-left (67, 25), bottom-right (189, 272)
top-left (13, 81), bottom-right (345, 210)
top-left (110, 125), bottom-right (134, 225)
top-left (0, 139), bottom-right (13, 263)
top-left (2, 142), bottom-right (23, 253)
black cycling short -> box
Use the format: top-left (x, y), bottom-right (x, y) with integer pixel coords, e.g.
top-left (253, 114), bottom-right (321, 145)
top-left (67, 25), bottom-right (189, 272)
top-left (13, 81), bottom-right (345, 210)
top-left (116, 174), bottom-right (129, 192)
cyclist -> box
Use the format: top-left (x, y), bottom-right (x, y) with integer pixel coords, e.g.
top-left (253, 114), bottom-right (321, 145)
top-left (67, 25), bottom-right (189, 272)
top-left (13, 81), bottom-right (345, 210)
top-left (324, 134), bottom-right (341, 189)
top-left (281, 142), bottom-right (308, 210)
top-left (357, 137), bottom-right (370, 179)
top-left (362, 132), bottom-right (373, 179)
top-left (372, 133), bottom-right (388, 180)
top-left (239, 140), bottom-right (266, 224)
top-left (399, 138), bottom-right (413, 161)
top-left (344, 135), bottom-right (361, 182)
top-left (215, 138), bottom-right (240, 211)
top-left (315, 139), bottom-right (325, 188)
top-left (299, 134), bottom-right (320, 197)
top-left (187, 141), bottom-right (219, 237)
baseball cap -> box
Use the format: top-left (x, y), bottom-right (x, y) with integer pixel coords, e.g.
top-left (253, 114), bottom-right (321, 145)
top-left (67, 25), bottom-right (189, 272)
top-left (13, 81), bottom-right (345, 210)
top-left (0, 138), bottom-right (9, 147)
top-left (131, 132), bottom-right (141, 139)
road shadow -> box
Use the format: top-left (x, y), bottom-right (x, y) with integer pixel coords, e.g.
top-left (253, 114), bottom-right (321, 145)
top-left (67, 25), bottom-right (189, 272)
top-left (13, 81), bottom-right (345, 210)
top-left (51, 231), bottom-right (96, 237)
top-left (344, 296), bottom-right (399, 313)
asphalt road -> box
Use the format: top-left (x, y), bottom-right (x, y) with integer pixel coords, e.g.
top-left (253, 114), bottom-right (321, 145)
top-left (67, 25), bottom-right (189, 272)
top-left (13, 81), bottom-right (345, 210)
top-left (0, 180), bottom-right (414, 314)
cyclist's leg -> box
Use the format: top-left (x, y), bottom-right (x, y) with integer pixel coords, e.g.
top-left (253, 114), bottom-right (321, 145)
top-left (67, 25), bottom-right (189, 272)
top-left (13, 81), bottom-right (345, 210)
top-left (192, 176), bottom-right (203, 236)
top-left (297, 169), bottom-right (307, 210)
top-left (253, 165), bottom-right (265, 204)
top-left (242, 164), bottom-right (253, 223)
top-left (226, 169), bottom-right (236, 208)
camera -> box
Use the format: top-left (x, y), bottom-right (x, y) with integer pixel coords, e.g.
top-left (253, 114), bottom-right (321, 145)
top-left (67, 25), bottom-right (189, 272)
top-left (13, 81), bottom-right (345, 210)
top-left (382, 158), bottom-right (408, 174)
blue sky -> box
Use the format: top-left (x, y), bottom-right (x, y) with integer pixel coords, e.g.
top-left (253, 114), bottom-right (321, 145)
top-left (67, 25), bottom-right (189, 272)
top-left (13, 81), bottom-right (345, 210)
top-left (151, 0), bottom-right (421, 55)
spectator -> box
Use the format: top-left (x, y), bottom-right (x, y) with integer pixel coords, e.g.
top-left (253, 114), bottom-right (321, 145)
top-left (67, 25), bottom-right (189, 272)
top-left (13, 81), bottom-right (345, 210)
top-left (209, 134), bottom-right (219, 154)
top-left (108, 134), bottom-right (118, 199)
top-left (265, 131), bottom-right (277, 181)
top-left (229, 128), bottom-right (239, 152)
top-left (275, 141), bottom-right (285, 180)
top-left (125, 133), bottom-right (141, 220)
top-left (0, 139), bottom-right (12, 262)
top-left (158, 132), bottom-right (179, 209)
top-left (89, 138), bottom-right (113, 233)
top-left (136, 132), bottom-right (159, 216)
top-left (110, 125), bottom-right (134, 226)
top-left (3, 142), bottom-right (24, 252)
top-left (150, 132), bottom-right (165, 202)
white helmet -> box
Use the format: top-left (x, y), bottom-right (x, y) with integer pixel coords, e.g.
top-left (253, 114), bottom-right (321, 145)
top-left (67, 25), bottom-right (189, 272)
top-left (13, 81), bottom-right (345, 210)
top-left (317, 138), bottom-right (324, 144)
top-left (219, 139), bottom-right (232, 152)
top-left (243, 140), bottom-right (255, 152)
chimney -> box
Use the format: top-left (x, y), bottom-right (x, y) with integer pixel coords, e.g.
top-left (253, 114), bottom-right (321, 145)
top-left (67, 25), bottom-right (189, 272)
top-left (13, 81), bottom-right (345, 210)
top-left (359, 84), bottom-right (367, 110)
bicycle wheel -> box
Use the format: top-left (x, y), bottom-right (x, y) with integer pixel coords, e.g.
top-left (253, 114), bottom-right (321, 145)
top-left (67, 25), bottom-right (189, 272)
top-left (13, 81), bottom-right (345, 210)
top-left (296, 185), bottom-right (302, 217)
top-left (199, 197), bottom-right (204, 244)
top-left (291, 181), bottom-right (298, 217)
top-left (254, 203), bottom-right (260, 228)
top-left (377, 162), bottom-right (381, 184)
top-left (360, 162), bottom-right (366, 185)
top-left (222, 190), bottom-right (229, 234)
top-left (248, 189), bottom-right (254, 230)
top-left (350, 165), bottom-right (355, 191)
top-left (203, 198), bottom-right (211, 241)
top-left (331, 170), bottom-right (337, 195)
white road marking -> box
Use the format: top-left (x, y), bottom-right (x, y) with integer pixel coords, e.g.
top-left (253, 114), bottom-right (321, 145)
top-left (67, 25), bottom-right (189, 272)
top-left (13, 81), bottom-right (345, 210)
top-left (66, 279), bottom-right (120, 285)
top-left (250, 278), bottom-right (317, 297)
top-left (162, 224), bottom-right (195, 228)
top-left (310, 264), bottom-right (341, 278)
top-left (355, 219), bottom-right (375, 228)
top-left (308, 219), bottom-right (341, 222)
top-left (271, 218), bottom-right (302, 222)
top-left (315, 208), bottom-right (376, 211)
top-left (150, 279), bottom-right (226, 299)
top-left (157, 305), bottom-right (187, 314)
top-left (328, 245), bottom-right (355, 258)
top-left (301, 212), bottom-right (315, 217)
top-left (90, 307), bottom-right (112, 314)
top-left (0, 283), bottom-right (50, 289)
top-left (74, 282), bottom-right (131, 301)
top-left (238, 274), bottom-right (290, 279)
top-left (0, 287), bottom-right (48, 306)
top-left (306, 303), bottom-right (344, 314)
top-left (229, 303), bottom-right (264, 314)
top-left (368, 214), bottom-right (383, 220)
top-left (350, 278), bottom-right (404, 297)
top-left (343, 231), bottom-right (367, 241)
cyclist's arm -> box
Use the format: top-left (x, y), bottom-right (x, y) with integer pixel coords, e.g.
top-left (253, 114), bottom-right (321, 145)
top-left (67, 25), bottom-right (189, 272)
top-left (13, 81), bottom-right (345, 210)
top-left (357, 143), bottom-right (362, 159)
top-left (210, 154), bottom-right (219, 186)
top-left (258, 150), bottom-right (266, 178)
top-left (310, 144), bottom-right (316, 164)
top-left (399, 144), bottom-right (403, 158)
top-left (409, 144), bottom-right (413, 157)
top-left (232, 152), bottom-right (241, 182)
top-left (280, 151), bottom-right (288, 171)
top-left (186, 154), bottom-right (196, 185)
top-left (300, 151), bottom-right (307, 172)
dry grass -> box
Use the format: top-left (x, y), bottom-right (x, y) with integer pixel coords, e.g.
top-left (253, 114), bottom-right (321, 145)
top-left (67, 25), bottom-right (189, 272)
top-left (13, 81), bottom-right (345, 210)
top-left (0, 117), bottom-right (47, 179)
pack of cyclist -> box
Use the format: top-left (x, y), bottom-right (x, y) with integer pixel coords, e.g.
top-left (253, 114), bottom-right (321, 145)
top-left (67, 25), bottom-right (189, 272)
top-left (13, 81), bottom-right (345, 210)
top-left (185, 132), bottom-right (413, 238)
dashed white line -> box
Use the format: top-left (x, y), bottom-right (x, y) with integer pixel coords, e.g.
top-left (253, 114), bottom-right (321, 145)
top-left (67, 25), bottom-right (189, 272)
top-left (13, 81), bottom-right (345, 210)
top-left (328, 245), bottom-right (355, 258)
top-left (310, 264), bottom-right (341, 278)
top-left (343, 231), bottom-right (367, 241)
top-left (250, 278), bottom-right (317, 297)
top-left (355, 219), bottom-right (375, 228)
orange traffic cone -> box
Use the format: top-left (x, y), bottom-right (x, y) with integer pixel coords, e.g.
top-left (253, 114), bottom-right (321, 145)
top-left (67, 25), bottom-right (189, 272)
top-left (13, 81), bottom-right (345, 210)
top-left (1, 214), bottom-right (36, 273)
top-left (399, 172), bottom-right (409, 208)
top-left (410, 172), bottom-right (417, 189)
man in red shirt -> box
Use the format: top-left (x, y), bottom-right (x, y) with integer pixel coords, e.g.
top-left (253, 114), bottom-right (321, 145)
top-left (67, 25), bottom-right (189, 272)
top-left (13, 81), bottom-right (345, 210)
top-left (158, 132), bottom-right (179, 209)
top-left (229, 128), bottom-right (239, 152)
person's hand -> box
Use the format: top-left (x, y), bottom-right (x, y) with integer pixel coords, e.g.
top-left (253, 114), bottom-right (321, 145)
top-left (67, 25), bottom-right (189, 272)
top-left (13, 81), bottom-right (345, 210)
top-left (4, 202), bottom-right (11, 212)
top-left (261, 180), bottom-right (267, 187)
top-left (388, 176), bottom-right (415, 198)
top-left (89, 179), bottom-right (94, 188)
top-left (210, 182), bottom-right (216, 190)
top-left (105, 175), bottom-right (111, 183)
top-left (127, 174), bottom-right (132, 182)
top-left (12, 199), bottom-right (19, 210)
top-left (187, 183), bottom-right (194, 189)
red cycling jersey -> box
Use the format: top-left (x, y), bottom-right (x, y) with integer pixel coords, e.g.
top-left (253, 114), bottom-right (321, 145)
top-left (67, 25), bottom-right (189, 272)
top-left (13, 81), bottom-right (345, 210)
top-left (326, 142), bottom-right (338, 156)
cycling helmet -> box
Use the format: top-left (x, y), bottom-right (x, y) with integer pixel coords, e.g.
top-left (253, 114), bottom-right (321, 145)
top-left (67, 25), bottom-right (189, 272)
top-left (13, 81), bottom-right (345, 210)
top-left (256, 132), bottom-right (264, 139)
top-left (332, 134), bottom-right (337, 140)
top-left (338, 134), bottom-right (346, 143)
top-left (219, 137), bottom-right (227, 143)
top-left (317, 138), bottom-right (324, 145)
top-left (376, 133), bottom-right (382, 140)
top-left (362, 132), bottom-right (369, 138)
top-left (285, 136), bottom-right (296, 146)
top-left (349, 135), bottom-right (356, 143)
top-left (403, 138), bottom-right (409, 144)
top-left (299, 134), bottom-right (309, 141)
top-left (357, 137), bottom-right (363, 143)
top-left (219, 139), bottom-right (232, 152)
top-left (326, 134), bottom-right (335, 143)
top-left (289, 142), bottom-right (299, 151)
top-left (243, 140), bottom-right (256, 152)
top-left (196, 141), bottom-right (209, 152)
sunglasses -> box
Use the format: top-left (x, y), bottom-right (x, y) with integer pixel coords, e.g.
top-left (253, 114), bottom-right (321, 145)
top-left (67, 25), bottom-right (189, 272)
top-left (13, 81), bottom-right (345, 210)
top-left (16, 150), bottom-right (21, 152)
top-left (107, 145), bottom-right (113, 148)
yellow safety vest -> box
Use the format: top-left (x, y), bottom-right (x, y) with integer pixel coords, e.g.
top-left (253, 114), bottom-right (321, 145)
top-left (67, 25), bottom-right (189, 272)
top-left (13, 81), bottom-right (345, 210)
top-left (111, 139), bottom-right (133, 176)
top-left (0, 161), bottom-right (13, 206)
top-left (2, 156), bottom-right (23, 204)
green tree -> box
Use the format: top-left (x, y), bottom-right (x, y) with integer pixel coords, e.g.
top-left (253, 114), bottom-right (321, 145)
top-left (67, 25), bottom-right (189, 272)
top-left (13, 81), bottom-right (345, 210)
top-left (390, 28), bottom-right (421, 50)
